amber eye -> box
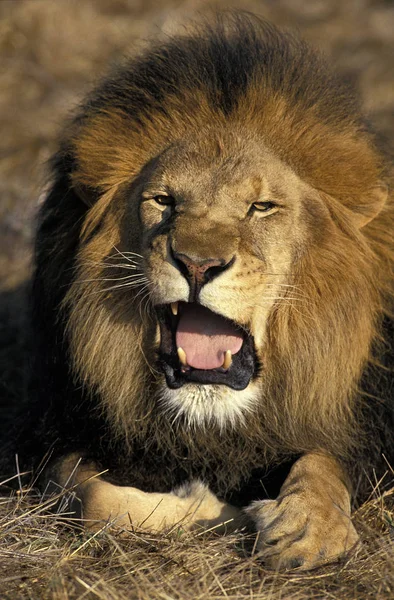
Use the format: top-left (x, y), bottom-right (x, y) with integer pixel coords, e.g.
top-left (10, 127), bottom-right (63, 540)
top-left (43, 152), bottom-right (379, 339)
top-left (153, 194), bottom-right (175, 206)
top-left (251, 201), bottom-right (277, 213)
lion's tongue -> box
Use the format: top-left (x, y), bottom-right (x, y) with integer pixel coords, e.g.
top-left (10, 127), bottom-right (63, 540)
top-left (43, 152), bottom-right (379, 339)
top-left (175, 304), bottom-right (243, 370)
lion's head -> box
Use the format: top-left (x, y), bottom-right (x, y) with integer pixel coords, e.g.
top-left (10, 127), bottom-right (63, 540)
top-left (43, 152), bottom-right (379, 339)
top-left (53, 15), bottom-right (392, 463)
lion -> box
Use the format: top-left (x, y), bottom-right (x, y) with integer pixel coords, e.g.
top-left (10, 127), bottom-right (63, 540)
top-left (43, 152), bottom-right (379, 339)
top-left (4, 13), bottom-right (394, 570)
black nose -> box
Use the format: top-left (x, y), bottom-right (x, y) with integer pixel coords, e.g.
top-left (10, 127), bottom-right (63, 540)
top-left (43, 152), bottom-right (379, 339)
top-left (171, 249), bottom-right (234, 300)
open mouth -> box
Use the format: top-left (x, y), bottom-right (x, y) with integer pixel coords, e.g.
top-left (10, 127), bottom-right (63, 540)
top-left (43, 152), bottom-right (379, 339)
top-left (156, 302), bottom-right (257, 390)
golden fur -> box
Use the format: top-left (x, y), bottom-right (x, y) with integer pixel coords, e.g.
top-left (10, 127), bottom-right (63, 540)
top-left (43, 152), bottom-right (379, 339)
top-left (11, 14), bottom-right (394, 570)
top-left (63, 47), bottom-right (393, 476)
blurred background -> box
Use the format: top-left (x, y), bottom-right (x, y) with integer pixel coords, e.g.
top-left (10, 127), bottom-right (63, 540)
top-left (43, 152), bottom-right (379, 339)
top-left (1, 0), bottom-right (394, 291)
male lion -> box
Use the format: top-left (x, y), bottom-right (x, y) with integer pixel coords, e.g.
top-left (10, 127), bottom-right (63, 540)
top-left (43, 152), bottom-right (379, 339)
top-left (4, 14), bottom-right (394, 570)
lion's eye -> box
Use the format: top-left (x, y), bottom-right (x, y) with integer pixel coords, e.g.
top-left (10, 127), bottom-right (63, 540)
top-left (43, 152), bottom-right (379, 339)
top-left (153, 194), bottom-right (175, 206)
top-left (252, 201), bottom-right (277, 213)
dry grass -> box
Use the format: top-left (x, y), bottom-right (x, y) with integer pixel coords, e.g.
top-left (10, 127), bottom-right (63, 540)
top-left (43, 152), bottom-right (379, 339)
top-left (1, 0), bottom-right (394, 598)
top-left (0, 478), bottom-right (393, 600)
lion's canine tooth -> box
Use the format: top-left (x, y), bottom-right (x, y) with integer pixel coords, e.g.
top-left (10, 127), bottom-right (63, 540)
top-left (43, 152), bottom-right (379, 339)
top-left (171, 302), bottom-right (178, 316)
top-left (222, 350), bottom-right (232, 370)
top-left (177, 347), bottom-right (187, 366)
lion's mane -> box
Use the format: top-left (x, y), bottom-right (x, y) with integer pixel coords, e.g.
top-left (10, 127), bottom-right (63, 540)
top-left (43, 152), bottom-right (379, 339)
top-left (6, 14), bottom-right (394, 500)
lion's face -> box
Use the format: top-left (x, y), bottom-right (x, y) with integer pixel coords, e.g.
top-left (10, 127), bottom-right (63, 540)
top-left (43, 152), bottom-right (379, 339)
top-left (55, 17), bottom-right (389, 452)
top-left (122, 134), bottom-right (330, 426)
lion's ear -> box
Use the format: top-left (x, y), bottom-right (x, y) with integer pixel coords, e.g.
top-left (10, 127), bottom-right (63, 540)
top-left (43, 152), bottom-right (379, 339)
top-left (353, 182), bottom-right (388, 228)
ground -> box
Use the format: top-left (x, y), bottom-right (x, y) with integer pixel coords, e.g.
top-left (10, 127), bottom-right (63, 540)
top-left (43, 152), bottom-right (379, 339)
top-left (1, 0), bottom-right (394, 598)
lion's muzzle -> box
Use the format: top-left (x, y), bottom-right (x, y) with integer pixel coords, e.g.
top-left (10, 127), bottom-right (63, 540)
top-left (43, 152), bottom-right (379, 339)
top-left (170, 248), bottom-right (235, 302)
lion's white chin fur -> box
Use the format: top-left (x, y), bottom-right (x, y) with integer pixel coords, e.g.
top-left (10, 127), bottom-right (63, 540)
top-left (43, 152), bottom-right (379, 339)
top-left (158, 382), bottom-right (261, 430)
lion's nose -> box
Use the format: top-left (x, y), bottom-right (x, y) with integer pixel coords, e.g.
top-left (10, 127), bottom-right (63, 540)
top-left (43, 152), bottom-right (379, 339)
top-left (171, 249), bottom-right (234, 300)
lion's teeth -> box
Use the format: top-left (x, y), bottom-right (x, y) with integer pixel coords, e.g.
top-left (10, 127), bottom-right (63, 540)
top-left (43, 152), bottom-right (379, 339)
top-left (171, 302), bottom-right (178, 316)
top-left (222, 350), bottom-right (232, 370)
top-left (177, 347), bottom-right (187, 366)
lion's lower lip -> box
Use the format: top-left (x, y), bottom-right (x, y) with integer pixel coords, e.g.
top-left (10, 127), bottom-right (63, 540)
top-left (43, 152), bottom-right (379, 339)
top-left (155, 303), bottom-right (258, 390)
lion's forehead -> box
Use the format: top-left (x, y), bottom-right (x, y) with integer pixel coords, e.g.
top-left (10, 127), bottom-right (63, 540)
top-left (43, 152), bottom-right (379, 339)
top-left (146, 134), bottom-right (306, 208)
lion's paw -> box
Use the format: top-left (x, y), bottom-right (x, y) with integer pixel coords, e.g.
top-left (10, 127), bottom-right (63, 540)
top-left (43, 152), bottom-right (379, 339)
top-left (246, 493), bottom-right (359, 570)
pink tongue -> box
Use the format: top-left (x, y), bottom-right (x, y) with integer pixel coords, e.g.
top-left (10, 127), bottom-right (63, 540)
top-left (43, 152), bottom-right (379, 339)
top-left (175, 304), bottom-right (243, 370)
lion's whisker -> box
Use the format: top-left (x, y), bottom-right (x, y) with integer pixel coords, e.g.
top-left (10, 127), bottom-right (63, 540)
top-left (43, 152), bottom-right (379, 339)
top-left (112, 245), bottom-right (144, 266)
top-left (110, 249), bottom-right (144, 257)
top-left (264, 290), bottom-right (311, 301)
top-left (266, 283), bottom-right (308, 293)
top-left (241, 298), bottom-right (312, 312)
top-left (107, 256), bottom-right (141, 267)
top-left (77, 274), bottom-right (148, 284)
top-left (138, 288), bottom-right (154, 322)
top-left (80, 280), bottom-right (150, 297)
top-left (134, 282), bottom-right (154, 300)
top-left (113, 251), bottom-right (144, 259)
top-left (266, 283), bottom-right (303, 288)
top-left (81, 260), bottom-right (140, 271)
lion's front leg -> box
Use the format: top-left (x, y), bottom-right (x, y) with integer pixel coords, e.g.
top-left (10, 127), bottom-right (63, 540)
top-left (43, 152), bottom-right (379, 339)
top-left (246, 453), bottom-right (359, 570)
top-left (53, 455), bottom-right (241, 533)
top-left (80, 478), bottom-right (242, 532)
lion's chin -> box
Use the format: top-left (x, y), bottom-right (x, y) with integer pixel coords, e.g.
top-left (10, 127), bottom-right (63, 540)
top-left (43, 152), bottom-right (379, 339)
top-left (155, 302), bottom-right (258, 391)
top-left (158, 382), bottom-right (261, 429)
